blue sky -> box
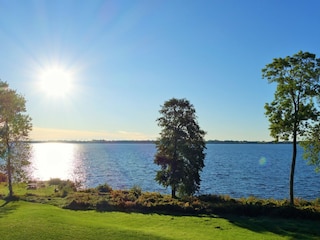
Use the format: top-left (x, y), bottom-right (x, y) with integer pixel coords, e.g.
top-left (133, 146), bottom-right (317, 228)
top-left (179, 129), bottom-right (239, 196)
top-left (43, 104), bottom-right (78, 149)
top-left (0, 0), bottom-right (320, 141)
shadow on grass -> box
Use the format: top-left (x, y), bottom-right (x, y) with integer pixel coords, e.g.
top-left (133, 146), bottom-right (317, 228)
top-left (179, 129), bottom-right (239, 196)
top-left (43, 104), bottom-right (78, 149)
top-left (92, 206), bottom-right (320, 239)
top-left (193, 195), bottom-right (320, 239)
top-left (222, 215), bottom-right (320, 240)
top-left (90, 195), bottom-right (320, 239)
top-left (0, 199), bottom-right (19, 218)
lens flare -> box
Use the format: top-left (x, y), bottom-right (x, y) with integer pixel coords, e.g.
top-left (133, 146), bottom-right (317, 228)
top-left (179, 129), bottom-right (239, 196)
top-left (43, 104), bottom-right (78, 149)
top-left (259, 157), bottom-right (267, 166)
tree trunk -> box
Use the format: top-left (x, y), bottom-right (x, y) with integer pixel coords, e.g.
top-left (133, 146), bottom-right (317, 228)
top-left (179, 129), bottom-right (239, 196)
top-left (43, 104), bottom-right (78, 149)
top-left (171, 132), bottom-right (178, 199)
top-left (7, 155), bottom-right (13, 198)
top-left (290, 132), bottom-right (297, 205)
top-left (5, 126), bottom-right (13, 199)
top-left (171, 186), bottom-right (176, 198)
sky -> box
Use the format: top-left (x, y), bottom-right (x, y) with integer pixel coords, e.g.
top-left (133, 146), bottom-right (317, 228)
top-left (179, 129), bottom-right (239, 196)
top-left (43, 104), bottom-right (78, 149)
top-left (0, 0), bottom-right (320, 141)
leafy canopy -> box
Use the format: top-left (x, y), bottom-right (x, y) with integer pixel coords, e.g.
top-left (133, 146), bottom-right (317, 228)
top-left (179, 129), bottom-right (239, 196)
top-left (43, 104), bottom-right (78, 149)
top-left (154, 98), bottom-right (206, 197)
top-left (0, 81), bottom-right (32, 197)
top-left (300, 124), bottom-right (320, 173)
top-left (262, 51), bottom-right (320, 141)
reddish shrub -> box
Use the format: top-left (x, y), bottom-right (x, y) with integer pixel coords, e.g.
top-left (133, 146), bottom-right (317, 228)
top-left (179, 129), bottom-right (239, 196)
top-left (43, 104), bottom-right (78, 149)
top-left (0, 172), bottom-right (7, 182)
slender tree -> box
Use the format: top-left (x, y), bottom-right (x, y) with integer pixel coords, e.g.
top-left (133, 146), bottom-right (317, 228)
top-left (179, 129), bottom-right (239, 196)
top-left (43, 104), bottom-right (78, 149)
top-left (0, 81), bottom-right (32, 198)
top-left (262, 51), bottom-right (320, 205)
top-left (154, 98), bottom-right (206, 198)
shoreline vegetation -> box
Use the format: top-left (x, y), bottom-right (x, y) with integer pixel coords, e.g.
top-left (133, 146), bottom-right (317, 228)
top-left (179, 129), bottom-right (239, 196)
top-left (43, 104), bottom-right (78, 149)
top-left (0, 180), bottom-right (319, 220)
top-left (1, 180), bottom-right (320, 239)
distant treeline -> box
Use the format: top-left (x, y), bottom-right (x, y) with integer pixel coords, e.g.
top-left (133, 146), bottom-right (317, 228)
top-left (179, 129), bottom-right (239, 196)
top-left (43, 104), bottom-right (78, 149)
top-left (29, 140), bottom-right (292, 144)
top-left (206, 140), bottom-right (292, 144)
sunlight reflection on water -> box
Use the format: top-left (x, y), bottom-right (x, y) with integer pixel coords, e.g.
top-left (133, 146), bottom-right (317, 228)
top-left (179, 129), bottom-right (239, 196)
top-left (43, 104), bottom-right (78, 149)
top-left (31, 143), bottom-right (84, 182)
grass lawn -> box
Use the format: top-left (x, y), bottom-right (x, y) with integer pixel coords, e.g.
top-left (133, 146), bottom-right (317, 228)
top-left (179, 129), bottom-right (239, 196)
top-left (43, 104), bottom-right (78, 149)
top-left (0, 200), bottom-right (319, 240)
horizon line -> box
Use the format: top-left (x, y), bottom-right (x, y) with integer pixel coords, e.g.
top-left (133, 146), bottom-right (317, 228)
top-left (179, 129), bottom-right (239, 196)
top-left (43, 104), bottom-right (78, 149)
top-left (28, 139), bottom-right (286, 143)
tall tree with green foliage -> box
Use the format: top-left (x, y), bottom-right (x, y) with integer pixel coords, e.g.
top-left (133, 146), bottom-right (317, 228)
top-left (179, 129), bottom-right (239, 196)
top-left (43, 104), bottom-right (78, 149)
top-left (262, 51), bottom-right (320, 205)
top-left (154, 98), bottom-right (206, 198)
top-left (0, 81), bottom-right (32, 198)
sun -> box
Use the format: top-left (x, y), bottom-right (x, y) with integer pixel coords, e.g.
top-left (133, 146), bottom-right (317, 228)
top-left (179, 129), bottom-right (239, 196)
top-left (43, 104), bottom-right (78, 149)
top-left (37, 64), bottom-right (74, 99)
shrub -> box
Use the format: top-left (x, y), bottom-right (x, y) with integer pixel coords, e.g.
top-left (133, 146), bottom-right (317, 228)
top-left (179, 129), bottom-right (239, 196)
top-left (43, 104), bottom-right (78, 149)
top-left (96, 200), bottom-right (115, 212)
top-left (130, 185), bottom-right (142, 198)
top-left (137, 192), bottom-right (163, 204)
top-left (97, 183), bottom-right (112, 193)
top-left (0, 172), bottom-right (7, 182)
top-left (48, 178), bottom-right (63, 186)
top-left (81, 188), bottom-right (98, 194)
top-left (295, 198), bottom-right (312, 207)
top-left (48, 180), bottom-right (77, 198)
top-left (64, 200), bottom-right (91, 210)
top-left (109, 190), bottom-right (139, 209)
top-left (48, 179), bottom-right (76, 194)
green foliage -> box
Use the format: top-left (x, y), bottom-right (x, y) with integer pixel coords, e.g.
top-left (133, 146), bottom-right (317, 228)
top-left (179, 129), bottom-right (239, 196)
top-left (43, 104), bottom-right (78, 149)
top-left (1, 183), bottom-right (320, 220)
top-left (130, 185), bottom-right (142, 198)
top-left (0, 81), bottom-right (32, 198)
top-left (262, 51), bottom-right (320, 205)
top-left (62, 189), bottom-right (320, 219)
top-left (64, 199), bottom-right (92, 210)
top-left (96, 199), bottom-right (114, 211)
top-left (154, 98), bottom-right (206, 197)
top-left (48, 178), bottom-right (77, 197)
top-left (300, 124), bottom-right (320, 173)
top-left (262, 51), bottom-right (320, 141)
top-left (48, 178), bottom-right (63, 185)
top-left (96, 183), bottom-right (113, 193)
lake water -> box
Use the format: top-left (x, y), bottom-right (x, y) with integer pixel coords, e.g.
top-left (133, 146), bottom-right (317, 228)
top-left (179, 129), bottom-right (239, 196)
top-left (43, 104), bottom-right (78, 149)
top-left (30, 143), bottom-right (320, 200)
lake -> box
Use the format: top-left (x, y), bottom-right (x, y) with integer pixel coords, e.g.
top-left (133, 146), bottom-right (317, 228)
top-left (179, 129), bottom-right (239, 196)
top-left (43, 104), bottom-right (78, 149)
top-left (30, 142), bottom-right (320, 200)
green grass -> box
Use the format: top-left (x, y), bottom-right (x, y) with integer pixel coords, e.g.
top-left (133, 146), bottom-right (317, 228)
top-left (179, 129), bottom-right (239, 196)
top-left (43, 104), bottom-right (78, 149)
top-left (0, 182), bottom-right (56, 197)
top-left (0, 200), bottom-right (319, 240)
top-left (1, 182), bottom-right (320, 239)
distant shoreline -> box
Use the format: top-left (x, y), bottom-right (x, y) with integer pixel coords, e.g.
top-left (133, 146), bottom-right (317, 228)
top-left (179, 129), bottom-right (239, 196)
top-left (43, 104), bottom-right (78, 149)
top-left (29, 140), bottom-right (292, 144)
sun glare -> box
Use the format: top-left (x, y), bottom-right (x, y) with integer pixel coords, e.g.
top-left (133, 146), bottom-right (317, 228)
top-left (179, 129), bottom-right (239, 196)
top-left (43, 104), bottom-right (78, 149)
top-left (31, 143), bottom-right (77, 180)
top-left (37, 64), bottom-right (74, 99)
